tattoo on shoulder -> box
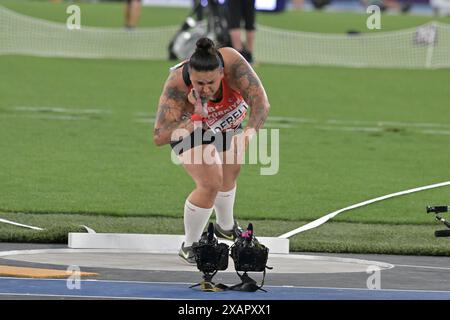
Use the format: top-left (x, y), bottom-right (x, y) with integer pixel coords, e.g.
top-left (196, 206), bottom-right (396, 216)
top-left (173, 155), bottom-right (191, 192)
top-left (165, 86), bottom-right (186, 102)
top-left (156, 86), bottom-right (187, 123)
top-left (229, 59), bottom-right (269, 131)
top-left (154, 81), bottom-right (193, 141)
top-left (230, 60), bottom-right (262, 105)
top-left (167, 72), bottom-right (177, 82)
top-left (230, 60), bottom-right (261, 88)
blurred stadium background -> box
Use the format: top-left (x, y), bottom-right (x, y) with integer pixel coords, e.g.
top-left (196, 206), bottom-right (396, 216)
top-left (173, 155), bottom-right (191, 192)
top-left (0, 0), bottom-right (449, 255)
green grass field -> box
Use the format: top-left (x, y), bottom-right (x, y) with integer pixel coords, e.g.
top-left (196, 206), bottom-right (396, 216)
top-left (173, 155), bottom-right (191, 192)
top-left (1, 0), bottom-right (449, 255)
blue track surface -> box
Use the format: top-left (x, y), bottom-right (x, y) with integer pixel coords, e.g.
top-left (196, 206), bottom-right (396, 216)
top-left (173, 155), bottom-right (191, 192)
top-left (1, 277), bottom-right (450, 300)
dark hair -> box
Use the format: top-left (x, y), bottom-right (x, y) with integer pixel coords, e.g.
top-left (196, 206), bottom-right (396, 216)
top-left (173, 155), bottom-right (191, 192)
top-left (189, 38), bottom-right (222, 72)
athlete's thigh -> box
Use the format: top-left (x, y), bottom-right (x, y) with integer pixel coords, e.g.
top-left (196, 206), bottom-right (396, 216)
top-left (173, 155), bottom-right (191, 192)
top-left (218, 129), bottom-right (246, 167)
top-left (218, 137), bottom-right (242, 185)
top-left (179, 144), bottom-right (223, 185)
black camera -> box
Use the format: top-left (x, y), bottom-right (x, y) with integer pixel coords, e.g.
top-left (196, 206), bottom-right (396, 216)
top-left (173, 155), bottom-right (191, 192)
top-left (426, 206), bottom-right (449, 214)
top-left (426, 205), bottom-right (450, 237)
top-left (189, 223), bottom-right (230, 292)
top-left (230, 223), bottom-right (269, 272)
top-left (192, 223), bottom-right (229, 273)
top-left (190, 222), bottom-right (272, 292)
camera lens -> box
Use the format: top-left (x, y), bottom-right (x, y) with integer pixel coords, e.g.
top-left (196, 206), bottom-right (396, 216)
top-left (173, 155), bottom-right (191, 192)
top-left (426, 206), bottom-right (448, 214)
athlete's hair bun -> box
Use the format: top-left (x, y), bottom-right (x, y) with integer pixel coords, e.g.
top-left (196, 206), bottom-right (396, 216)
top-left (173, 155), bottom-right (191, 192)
top-left (190, 37), bottom-right (220, 71)
top-left (196, 38), bottom-right (216, 54)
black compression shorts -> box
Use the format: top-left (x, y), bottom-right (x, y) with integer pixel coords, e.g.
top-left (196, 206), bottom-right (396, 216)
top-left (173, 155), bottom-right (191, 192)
top-left (227, 0), bottom-right (256, 31)
top-left (170, 125), bottom-right (243, 156)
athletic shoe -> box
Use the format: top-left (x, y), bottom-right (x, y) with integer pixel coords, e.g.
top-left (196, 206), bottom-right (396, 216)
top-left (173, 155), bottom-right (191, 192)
top-left (214, 220), bottom-right (242, 241)
top-left (178, 242), bottom-right (196, 264)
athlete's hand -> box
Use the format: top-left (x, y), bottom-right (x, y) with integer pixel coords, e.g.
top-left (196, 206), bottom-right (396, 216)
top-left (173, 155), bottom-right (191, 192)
top-left (233, 128), bottom-right (256, 158)
top-left (188, 89), bottom-right (208, 119)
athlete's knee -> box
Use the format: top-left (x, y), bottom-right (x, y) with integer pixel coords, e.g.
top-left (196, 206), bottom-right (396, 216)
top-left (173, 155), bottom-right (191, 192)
top-left (222, 176), bottom-right (238, 190)
top-left (196, 175), bottom-right (223, 195)
top-left (225, 165), bottom-right (241, 179)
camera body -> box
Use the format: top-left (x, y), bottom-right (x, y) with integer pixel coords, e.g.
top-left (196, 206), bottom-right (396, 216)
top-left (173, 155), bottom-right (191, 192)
top-left (426, 205), bottom-right (450, 237)
top-left (192, 225), bottom-right (229, 274)
top-left (230, 223), bottom-right (269, 272)
top-left (190, 222), bottom-right (271, 292)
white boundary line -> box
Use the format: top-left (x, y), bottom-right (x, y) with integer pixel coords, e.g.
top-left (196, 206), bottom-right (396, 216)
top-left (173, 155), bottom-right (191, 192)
top-left (0, 249), bottom-right (395, 272)
top-left (12, 106), bottom-right (110, 114)
top-left (394, 264), bottom-right (450, 271)
top-left (278, 181), bottom-right (450, 239)
top-left (0, 218), bottom-right (43, 231)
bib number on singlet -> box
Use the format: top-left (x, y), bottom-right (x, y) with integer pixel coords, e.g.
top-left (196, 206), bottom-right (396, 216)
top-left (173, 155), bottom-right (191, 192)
top-left (206, 102), bottom-right (248, 134)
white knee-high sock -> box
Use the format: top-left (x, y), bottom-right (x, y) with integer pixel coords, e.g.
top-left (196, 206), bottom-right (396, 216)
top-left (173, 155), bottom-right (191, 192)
top-left (214, 185), bottom-right (237, 231)
top-left (184, 199), bottom-right (213, 247)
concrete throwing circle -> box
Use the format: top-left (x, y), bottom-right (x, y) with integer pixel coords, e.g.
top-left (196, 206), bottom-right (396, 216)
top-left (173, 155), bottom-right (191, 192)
top-left (0, 249), bottom-right (394, 273)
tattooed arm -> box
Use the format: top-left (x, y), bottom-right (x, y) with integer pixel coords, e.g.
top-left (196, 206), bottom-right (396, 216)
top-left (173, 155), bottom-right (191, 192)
top-left (153, 72), bottom-right (194, 146)
top-left (224, 48), bottom-right (270, 132)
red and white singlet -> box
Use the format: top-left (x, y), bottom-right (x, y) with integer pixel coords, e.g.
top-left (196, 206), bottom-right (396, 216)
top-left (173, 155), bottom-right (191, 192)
top-left (190, 79), bottom-right (248, 134)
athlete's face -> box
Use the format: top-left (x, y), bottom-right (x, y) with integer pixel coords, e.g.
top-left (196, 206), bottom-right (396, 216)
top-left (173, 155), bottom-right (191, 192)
top-left (189, 68), bottom-right (224, 100)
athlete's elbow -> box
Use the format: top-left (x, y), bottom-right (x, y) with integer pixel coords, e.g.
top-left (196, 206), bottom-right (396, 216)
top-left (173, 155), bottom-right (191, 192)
top-left (153, 129), bottom-right (167, 146)
top-left (263, 101), bottom-right (270, 116)
top-left (153, 136), bottom-right (169, 147)
top-left (153, 137), bottom-right (163, 146)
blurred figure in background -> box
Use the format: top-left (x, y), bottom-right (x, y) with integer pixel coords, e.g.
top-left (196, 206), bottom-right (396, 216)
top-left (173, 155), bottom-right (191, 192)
top-left (362, 0), bottom-right (411, 12)
top-left (227, 0), bottom-right (256, 64)
top-left (291, 0), bottom-right (305, 10)
top-left (311, 0), bottom-right (331, 9)
top-left (125, 0), bottom-right (141, 30)
top-left (431, 0), bottom-right (450, 16)
top-left (192, 0), bottom-right (204, 20)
